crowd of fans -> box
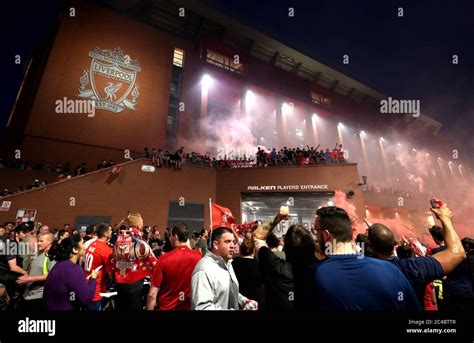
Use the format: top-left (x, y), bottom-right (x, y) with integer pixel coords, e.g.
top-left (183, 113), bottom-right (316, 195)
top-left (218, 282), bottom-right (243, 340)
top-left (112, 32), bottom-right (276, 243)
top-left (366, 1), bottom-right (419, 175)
top-left (256, 143), bottom-right (345, 167)
top-left (144, 147), bottom-right (186, 170)
top-left (0, 158), bottom-right (122, 197)
top-left (144, 143), bottom-right (347, 170)
top-left (0, 203), bottom-right (472, 312)
top-left (0, 158), bottom-right (84, 176)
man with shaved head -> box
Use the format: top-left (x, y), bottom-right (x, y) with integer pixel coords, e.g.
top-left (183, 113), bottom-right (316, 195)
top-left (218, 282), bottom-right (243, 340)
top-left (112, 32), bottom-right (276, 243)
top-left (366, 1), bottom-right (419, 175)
top-left (16, 232), bottom-right (55, 310)
top-left (367, 203), bottom-right (466, 306)
top-left (367, 224), bottom-right (396, 257)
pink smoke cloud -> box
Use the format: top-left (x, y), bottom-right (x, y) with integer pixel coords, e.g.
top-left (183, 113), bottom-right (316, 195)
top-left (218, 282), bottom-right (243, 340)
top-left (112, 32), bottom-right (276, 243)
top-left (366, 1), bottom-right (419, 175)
top-left (407, 173), bottom-right (425, 193)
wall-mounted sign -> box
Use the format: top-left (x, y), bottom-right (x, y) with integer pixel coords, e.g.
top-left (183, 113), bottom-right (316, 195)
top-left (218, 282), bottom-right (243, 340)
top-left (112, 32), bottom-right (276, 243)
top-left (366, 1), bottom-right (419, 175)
top-left (16, 209), bottom-right (37, 223)
top-left (141, 165), bottom-right (156, 173)
top-left (77, 47), bottom-right (141, 113)
top-left (0, 201), bottom-right (11, 212)
top-left (247, 184), bottom-right (329, 191)
top-left (227, 161), bottom-right (256, 168)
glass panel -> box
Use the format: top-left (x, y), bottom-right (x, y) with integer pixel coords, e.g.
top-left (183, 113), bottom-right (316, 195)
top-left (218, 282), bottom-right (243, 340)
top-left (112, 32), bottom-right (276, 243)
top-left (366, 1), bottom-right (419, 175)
top-left (206, 49), bottom-right (245, 74)
top-left (241, 192), bottom-right (335, 237)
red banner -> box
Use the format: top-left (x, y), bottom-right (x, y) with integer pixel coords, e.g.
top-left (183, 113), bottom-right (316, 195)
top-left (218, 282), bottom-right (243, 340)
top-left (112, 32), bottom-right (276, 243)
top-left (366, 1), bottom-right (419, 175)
top-left (232, 221), bottom-right (259, 235)
top-left (227, 161), bottom-right (256, 168)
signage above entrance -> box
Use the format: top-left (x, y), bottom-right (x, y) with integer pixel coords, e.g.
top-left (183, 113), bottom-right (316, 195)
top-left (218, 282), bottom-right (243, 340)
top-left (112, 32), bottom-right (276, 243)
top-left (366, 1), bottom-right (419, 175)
top-left (247, 184), bottom-right (329, 191)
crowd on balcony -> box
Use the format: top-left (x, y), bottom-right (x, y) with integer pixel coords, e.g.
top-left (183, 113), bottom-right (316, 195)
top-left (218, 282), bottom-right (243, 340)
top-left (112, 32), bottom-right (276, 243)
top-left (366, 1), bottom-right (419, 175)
top-left (0, 143), bottom-right (348, 196)
top-left (255, 144), bottom-right (345, 167)
top-left (143, 143), bottom-right (347, 170)
top-left (0, 158), bottom-right (118, 197)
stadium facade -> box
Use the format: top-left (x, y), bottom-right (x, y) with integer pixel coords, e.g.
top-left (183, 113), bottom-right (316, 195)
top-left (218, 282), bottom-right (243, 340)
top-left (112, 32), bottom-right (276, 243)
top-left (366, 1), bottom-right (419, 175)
top-left (1, 0), bottom-right (471, 234)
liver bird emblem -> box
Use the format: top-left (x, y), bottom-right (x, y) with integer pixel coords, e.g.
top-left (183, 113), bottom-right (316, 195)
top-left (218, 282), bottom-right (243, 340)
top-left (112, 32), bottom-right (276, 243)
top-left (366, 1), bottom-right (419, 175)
top-left (104, 82), bottom-right (122, 101)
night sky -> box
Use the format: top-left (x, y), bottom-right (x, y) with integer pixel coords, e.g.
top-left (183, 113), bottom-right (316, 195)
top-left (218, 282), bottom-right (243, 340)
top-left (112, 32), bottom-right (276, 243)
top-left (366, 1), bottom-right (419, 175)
top-left (0, 0), bottom-right (64, 138)
top-left (1, 0), bottom-right (473, 154)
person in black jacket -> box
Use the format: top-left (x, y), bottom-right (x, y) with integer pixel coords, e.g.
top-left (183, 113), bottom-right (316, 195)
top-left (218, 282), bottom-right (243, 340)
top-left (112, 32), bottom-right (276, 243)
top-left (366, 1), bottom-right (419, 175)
top-left (254, 224), bottom-right (316, 311)
top-left (462, 237), bottom-right (474, 284)
top-left (232, 238), bottom-right (265, 310)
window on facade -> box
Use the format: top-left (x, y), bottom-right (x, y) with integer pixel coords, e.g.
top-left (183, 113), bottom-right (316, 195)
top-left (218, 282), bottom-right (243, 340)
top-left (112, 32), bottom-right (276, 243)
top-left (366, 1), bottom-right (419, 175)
top-left (166, 49), bottom-right (185, 149)
top-left (311, 91), bottom-right (332, 105)
top-left (173, 48), bottom-right (184, 68)
top-left (206, 49), bottom-right (245, 74)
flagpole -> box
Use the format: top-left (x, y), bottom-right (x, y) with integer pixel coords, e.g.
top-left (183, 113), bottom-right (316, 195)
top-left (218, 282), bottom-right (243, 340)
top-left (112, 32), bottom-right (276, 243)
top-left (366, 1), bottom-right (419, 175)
top-left (209, 198), bottom-right (213, 230)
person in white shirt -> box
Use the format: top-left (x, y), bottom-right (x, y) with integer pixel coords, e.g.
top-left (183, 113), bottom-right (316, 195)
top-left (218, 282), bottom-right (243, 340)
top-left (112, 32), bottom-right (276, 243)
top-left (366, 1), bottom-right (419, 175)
top-left (191, 227), bottom-right (257, 310)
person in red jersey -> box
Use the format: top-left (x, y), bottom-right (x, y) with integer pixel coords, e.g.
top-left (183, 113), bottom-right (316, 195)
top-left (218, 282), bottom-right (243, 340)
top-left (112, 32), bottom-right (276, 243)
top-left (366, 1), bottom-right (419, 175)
top-left (112, 213), bottom-right (156, 310)
top-left (146, 223), bottom-right (202, 310)
top-left (83, 223), bottom-right (113, 310)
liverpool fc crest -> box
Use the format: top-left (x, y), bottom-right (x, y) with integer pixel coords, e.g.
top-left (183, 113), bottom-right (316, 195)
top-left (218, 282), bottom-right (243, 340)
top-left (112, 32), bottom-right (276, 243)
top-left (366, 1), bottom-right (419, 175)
top-left (77, 47), bottom-right (141, 113)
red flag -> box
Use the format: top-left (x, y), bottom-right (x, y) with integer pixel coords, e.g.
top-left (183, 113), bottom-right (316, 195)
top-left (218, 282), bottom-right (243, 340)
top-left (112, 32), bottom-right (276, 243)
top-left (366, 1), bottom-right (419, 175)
top-left (110, 164), bottom-right (122, 175)
top-left (211, 202), bottom-right (235, 229)
top-left (112, 232), bottom-right (157, 284)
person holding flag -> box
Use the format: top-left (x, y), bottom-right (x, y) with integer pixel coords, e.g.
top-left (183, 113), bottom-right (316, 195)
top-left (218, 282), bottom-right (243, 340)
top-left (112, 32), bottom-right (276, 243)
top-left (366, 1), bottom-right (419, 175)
top-left (111, 213), bottom-right (156, 311)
